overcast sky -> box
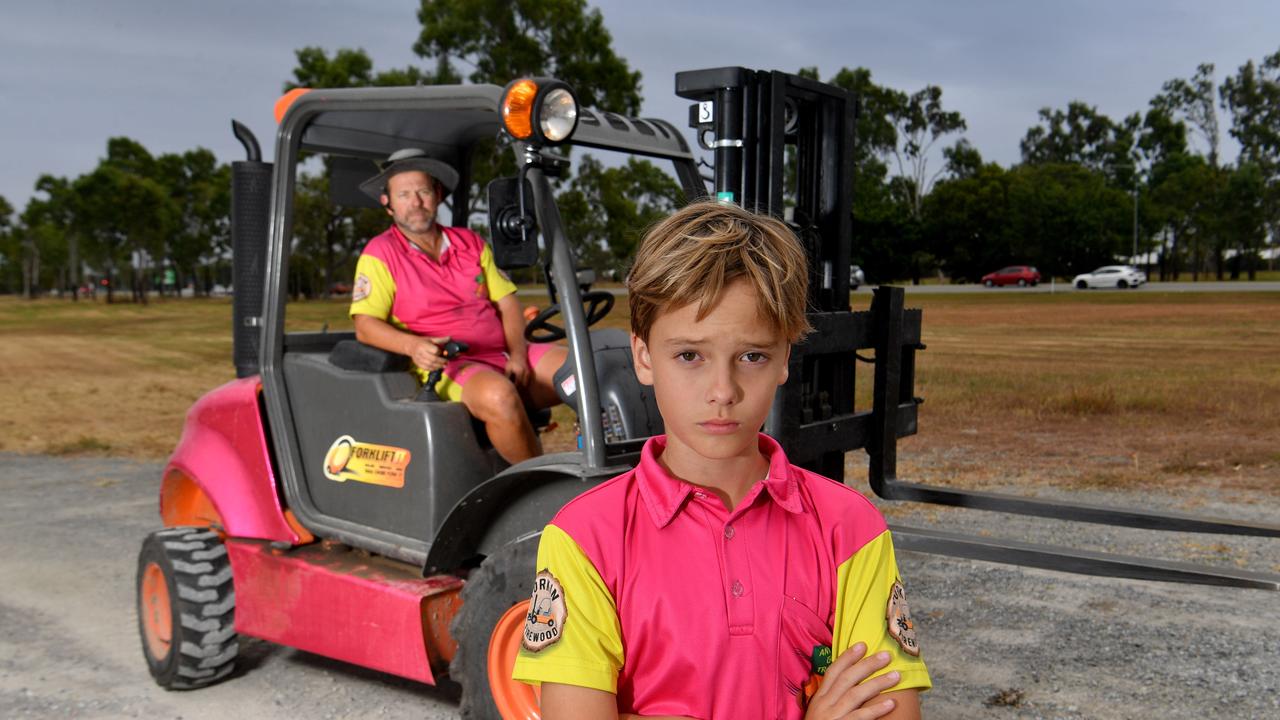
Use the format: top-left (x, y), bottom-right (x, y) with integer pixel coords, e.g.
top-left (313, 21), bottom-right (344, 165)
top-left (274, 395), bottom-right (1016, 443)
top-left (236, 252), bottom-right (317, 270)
top-left (2, 0), bottom-right (1278, 212)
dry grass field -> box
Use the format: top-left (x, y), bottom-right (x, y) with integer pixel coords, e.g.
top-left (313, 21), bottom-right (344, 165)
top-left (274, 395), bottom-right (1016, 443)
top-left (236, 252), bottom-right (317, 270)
top-left (1, 291), bottom-right (1277, 498)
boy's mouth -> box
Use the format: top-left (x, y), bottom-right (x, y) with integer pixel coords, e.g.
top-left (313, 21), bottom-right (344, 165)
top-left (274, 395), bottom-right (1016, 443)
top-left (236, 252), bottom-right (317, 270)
top-left (698, 419), bottom-right (740, 435)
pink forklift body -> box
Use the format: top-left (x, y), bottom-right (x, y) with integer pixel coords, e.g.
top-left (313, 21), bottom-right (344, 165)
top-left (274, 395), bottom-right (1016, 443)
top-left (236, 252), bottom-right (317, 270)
top-left (163, 377), bottom-right (296, 543)
top-left (228, 541), bottom-right (462, 684)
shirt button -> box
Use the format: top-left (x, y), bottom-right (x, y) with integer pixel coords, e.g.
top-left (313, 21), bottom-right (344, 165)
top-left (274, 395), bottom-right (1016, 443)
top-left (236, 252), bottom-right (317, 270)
top-left (731, 580), bottom-right (744, 597)
top-left (724, 525), bottom-right (735, 540)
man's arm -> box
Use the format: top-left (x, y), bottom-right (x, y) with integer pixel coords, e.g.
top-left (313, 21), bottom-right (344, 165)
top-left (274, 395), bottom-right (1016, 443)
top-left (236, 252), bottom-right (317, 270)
top-left (496, 293), bottom-right (530, 385)
top-left (352, 313), bottom-right (449, 372)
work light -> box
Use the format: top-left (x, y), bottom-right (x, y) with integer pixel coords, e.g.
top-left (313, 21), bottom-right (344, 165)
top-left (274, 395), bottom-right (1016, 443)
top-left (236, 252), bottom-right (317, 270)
top-left (500, 78), bottom-right (579, 146)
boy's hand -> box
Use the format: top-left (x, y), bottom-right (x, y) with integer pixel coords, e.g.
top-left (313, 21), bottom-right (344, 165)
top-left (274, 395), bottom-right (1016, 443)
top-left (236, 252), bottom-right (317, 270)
top-left (803, 643), bottom-right (902, 720)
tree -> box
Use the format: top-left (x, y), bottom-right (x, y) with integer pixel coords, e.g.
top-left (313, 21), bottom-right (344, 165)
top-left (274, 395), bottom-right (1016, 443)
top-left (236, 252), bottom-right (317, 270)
top-left (413, 0), bottom-right (642, 114)
top-left (155, 149), bottom-right (231, 296)
top-left (292, 171), bottom-right (387, 298)
top-left (1144, 154), bottom-right (1216, 280)
top-left (286, 47), bottom-right (433, 90)
top-left (1020, 102), bottom-right (1140, 184)
top-left (884, 85), bottom-right (967, 219)
top-left (1154, 63), bottom-right (1221, 167)
top-left (555, 156), bottom-right (683, 278)
top-left (923, 163), bottom-right (1014, 282)
top-left (1005, 163), bottom-right (1131, 277)
top-left (1221, 48), bottom-right (1280, 260)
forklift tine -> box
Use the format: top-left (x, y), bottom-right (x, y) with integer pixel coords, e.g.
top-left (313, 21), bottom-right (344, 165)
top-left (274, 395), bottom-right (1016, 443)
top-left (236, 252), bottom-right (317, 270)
top-left (890, 524), bottom-right (1280, 591)
top-left (876, 481), bottom-right (1280, 538)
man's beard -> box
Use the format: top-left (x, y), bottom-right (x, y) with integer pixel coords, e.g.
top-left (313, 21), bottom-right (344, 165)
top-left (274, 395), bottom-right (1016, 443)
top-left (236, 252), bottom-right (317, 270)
top-left (395, 210), bottom-right (436, 235)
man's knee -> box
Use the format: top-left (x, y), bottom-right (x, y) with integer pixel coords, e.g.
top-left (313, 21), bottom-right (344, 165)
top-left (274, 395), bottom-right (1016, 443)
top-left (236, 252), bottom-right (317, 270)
top-left (467, 377), bottom-right (525, 422)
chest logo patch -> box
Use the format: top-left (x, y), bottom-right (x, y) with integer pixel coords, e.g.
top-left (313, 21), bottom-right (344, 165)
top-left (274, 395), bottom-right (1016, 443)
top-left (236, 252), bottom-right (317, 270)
top-left (352, 273), bottom-right (372, 302)
top-left (522, 570), bottom-right (567, 652)
top-left (887, 580), bottom-right (920, 656)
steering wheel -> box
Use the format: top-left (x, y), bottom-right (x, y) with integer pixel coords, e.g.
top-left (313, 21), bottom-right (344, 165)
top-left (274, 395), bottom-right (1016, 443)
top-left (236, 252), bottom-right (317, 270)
top-left (524, 290), bottom-right (616, 343)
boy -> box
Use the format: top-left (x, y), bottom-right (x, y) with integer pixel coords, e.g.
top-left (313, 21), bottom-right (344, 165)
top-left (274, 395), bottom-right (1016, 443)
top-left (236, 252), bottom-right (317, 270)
top-left (512, 201), bottom-right (931, 719)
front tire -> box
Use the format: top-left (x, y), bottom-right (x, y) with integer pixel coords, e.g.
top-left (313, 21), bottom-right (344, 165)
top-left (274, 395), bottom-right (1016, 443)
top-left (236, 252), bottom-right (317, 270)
top-left (136, 527), bottom-right (238, 689)
top-left (984, 279), bottom-right (994, 288)
top-left (450, 537), bottom-right (541, 719)
top-left (1118, 279), bottom-right (1129, 288)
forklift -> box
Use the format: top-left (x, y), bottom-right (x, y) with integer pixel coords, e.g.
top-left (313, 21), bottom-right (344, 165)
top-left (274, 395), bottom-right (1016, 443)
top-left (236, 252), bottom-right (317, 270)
top-left (135, 67), bottom-right (1278, 720)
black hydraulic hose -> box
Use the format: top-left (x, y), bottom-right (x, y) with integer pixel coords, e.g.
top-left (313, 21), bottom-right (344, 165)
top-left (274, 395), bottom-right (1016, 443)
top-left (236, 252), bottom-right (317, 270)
top-left (231, 120), bottom-right (261, 162)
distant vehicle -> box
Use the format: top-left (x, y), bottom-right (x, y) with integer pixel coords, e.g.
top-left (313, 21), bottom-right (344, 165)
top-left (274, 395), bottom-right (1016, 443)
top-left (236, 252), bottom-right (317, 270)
top-left (1124, 266), bottom-right (1149, 285)
top-left (850, 264), bottom-right (865, 290)
top-left (981, 265), bottom-right (1040, 287)
top-left (1072, 265), bottom-right (1145, 289)
top-left (330, 281), bottom-right (353, 295)
top-left (210, 284), bottom-right (234, 296)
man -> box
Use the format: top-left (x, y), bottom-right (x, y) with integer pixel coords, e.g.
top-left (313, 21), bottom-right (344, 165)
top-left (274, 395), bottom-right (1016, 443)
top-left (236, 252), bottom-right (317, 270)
top-left (349, 148), bottom-right (567, 464)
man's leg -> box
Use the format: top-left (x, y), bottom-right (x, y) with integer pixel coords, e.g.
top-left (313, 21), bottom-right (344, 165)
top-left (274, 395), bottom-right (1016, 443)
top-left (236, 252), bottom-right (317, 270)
top-left (458, 367), bottom-right (541, 464)
top-left (525, 345), bottom-right (569, 409)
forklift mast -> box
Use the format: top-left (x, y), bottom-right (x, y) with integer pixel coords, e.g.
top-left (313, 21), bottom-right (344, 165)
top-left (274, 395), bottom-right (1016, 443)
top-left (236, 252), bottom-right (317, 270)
top-left (675, 67), bottom-right (1277, 591)
top-left (676, 67), bottom-right (922, 484)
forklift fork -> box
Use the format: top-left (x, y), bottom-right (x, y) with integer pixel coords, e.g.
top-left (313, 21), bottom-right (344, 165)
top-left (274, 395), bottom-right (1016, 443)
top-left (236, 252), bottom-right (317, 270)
top-left (863, 286), bottom-right (1280, 590)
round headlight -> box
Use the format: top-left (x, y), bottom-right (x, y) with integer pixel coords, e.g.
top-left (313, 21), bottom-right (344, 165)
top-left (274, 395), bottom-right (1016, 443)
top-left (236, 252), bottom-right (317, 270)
top-left (538, 87), bottom-right (578, 143)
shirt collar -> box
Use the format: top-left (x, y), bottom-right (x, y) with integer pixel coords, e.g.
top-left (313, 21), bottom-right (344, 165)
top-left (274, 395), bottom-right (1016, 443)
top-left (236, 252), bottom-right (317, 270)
top-left (391, 224), bottom-right (451, 259)
top-left (635, 433), bottom-right (804, 528)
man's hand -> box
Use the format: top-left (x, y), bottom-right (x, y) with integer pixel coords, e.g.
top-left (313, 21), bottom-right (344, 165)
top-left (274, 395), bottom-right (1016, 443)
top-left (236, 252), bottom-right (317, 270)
top-left (505, 353), bottom-right (531, 387)
top-left (407, 335), bottom-right (451, 372)
top-left (803, 643), bottom-right (902, 720)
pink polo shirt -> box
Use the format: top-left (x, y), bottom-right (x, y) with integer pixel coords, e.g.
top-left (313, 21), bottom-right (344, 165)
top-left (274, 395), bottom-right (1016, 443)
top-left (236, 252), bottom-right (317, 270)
top-left (512, 434), bottom-right (930, 719)
top-left (349, 224), bottom-right (516, 357)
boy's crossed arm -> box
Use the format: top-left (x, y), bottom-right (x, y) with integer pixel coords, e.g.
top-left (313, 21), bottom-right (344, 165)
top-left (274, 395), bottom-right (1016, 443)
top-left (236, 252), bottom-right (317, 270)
top-left (538, 642), bottom-right (918, 720)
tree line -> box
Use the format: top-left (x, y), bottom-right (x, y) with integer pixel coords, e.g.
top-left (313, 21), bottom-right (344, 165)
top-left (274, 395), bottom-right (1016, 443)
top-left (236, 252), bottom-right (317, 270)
top-left (2, 1), bottom-right (1277, 300)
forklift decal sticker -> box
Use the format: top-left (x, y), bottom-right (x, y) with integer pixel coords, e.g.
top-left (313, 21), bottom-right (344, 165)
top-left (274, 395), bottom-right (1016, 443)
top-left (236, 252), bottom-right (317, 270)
top-left (522, 570), bottom-right (567, 652)
top-left (322, 435), bottom-right (411, 488)
top-left (886, 580), bottom-right (920, 656)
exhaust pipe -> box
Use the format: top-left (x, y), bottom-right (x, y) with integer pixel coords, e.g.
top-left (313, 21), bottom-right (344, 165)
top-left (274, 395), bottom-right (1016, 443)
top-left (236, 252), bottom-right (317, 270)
top-left (229, 120), bottom-right (272, 378)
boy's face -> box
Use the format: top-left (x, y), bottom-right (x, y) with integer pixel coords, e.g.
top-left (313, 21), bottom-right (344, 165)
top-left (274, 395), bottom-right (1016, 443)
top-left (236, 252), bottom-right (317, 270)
top-left (631, 278), bottom-right (791, 476)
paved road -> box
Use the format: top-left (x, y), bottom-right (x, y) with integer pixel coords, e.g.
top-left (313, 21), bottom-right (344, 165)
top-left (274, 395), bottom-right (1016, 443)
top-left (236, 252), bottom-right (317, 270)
top-left (893, 280), bottom-right (1280, 294)
top-left (2, 453), bottom-right (1276, 719)
top-left (521, 281), bottom-right (1280, 298)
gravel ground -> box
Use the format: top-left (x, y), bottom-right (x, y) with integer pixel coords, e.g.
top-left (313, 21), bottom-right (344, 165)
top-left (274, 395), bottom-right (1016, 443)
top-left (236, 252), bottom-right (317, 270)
top-left (1, 452), bottom-right (1276, 719)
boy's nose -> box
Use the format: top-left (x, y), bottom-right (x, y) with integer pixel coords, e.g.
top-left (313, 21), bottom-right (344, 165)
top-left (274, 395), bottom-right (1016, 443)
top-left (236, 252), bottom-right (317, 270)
top-left (706, 366), bottom-right (739, 405)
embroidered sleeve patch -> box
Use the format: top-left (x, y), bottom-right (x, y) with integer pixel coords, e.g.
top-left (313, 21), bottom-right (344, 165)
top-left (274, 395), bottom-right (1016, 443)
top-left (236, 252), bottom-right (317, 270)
top-left (886, 580), bottom-right (920, 656)
top-left (352, 273), bottom-right (372, 302)
top-left (522, 570), bottom-right (568, 652)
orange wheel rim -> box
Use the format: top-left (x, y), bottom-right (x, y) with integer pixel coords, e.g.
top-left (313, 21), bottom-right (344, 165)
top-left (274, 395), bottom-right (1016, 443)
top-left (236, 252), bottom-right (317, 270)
top-left (488, 600), bottom-right (540, 719)
top-left (141, 562), bottom-right (173, 660)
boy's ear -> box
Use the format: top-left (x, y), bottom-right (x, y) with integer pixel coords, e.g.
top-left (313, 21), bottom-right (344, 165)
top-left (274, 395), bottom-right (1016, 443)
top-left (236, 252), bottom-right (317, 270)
top-left (778, 343), bottom-right (791, 386)
top-left (630, 333), bottom-right (654, 386)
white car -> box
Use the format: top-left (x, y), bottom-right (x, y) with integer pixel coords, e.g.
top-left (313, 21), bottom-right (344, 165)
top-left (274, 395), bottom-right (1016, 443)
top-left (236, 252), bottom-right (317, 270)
top-left (1072, 265), bottom-right (1145, 289)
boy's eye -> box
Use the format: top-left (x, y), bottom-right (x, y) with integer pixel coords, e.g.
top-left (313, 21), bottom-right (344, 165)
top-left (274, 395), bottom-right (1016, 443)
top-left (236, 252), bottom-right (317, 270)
top-left (741, 351), bottom-right (768, 363)
top-left (676, 351), bottom-right (700, 363)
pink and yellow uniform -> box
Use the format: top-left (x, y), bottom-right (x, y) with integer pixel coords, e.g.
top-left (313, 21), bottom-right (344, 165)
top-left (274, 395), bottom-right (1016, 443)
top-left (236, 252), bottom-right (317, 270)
top-left (349, 224), bottom-right (551, 400)
top-left (513, 434), bottom-right (930, 718)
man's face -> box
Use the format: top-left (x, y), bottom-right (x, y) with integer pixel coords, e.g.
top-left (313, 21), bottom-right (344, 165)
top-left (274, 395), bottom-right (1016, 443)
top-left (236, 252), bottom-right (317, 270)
top-left (382, 170), bottom-right (442, 236)
top-left (631, 278), bottom-right (791, 475)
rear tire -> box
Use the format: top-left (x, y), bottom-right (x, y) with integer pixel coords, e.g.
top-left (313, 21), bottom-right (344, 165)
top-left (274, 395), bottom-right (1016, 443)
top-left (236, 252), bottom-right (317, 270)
top-left (984, 279), bottom-right (994, 288)
top-left (1076, 280), bottom-right (1088, 289)
top-left (450, 536), bottom-right (541, 719)
top-left (136, 527), bottom-right (238, 690)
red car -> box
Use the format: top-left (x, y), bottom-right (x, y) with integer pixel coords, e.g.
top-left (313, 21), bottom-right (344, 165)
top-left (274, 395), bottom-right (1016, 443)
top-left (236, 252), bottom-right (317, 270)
top-left (982, 265), bottom-right (1041, 287)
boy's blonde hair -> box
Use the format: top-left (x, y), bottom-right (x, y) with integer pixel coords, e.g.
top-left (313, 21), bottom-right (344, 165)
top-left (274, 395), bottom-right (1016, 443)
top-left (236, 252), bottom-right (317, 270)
top-left (627, 201), bottom-right (812, 342)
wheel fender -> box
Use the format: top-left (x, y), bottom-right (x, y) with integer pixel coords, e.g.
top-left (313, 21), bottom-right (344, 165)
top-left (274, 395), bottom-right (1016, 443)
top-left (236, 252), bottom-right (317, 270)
top-left (161, 377), bottom-right (297, 543)
top-left (424, 455), bottom-right (618, 573)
